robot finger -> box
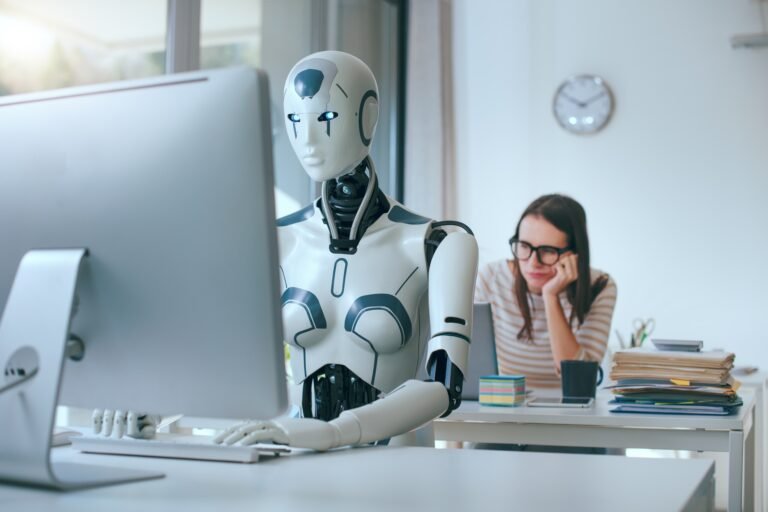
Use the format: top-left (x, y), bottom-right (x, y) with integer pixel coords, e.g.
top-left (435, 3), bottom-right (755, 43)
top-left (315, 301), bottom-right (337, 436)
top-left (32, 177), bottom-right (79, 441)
top-left (221, 422), bottom-right (270, 446)
top-left (137, 414), bottom-right (159, 439)
top-left (213, 421), bottom-right (250, 444)
top-left (112, 410), bottom-right (127, 438)
top-left (240, 428), bottom-right (287, 446)
top-left (92, 409), bottom-right (104, 435)
top-left (125, 412), bottom-right (157, 439)
top-left (102, 409), bottom-right (115, 437)
top-left (126, 411), bottom-right (139, 437)
top-left (212, 426), bottom-right (235, 444)
top-left (134, 412), bottom-right (159, 428)
top-left (137, 424), bottom-right (157, 439)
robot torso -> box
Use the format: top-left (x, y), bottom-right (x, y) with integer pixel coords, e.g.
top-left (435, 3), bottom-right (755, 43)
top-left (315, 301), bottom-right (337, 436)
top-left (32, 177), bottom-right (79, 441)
top-left (277, 197), bottom-right (432, 394)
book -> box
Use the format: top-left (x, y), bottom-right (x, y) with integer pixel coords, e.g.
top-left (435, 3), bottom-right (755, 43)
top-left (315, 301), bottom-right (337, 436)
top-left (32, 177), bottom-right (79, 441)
top-left (612, 348), bottom-right (734, 368)
top-left (610, 404), bottom-right (734, 415)
top-left (610, 349), bottom-right (735, 385)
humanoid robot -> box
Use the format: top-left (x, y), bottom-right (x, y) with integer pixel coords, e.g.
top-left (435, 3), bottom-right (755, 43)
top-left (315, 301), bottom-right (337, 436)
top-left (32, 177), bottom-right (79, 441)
top-left (213, 51), bottom-right (478, 450)
top-left (95, 51), bottom-right (478, 450)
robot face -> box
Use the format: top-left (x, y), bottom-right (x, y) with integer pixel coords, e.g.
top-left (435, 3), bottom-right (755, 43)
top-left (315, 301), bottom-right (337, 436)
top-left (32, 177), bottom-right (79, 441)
top-left (284, 51), bottom-right (379, 182)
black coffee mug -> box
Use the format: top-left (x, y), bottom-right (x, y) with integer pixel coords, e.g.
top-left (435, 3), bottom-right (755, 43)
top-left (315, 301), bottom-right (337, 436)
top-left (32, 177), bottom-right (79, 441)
top-left (560, 360), bottom-right (604, 399)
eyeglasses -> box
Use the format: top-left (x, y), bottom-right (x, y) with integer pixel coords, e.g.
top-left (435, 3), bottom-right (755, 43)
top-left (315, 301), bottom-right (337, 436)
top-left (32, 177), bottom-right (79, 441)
top-left (509, 238), bottom-right (571, 266)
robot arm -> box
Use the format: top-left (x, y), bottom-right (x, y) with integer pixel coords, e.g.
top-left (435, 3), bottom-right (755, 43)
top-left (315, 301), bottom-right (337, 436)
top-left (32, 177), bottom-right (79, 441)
top-left (215, 226), bottom-right (478, 450)
top-left (424, 228), bottom-right (479, 414)
top-left (332, 226), bottom-right (477, 442)
top-left (215, 379), bottom-right (449, 450)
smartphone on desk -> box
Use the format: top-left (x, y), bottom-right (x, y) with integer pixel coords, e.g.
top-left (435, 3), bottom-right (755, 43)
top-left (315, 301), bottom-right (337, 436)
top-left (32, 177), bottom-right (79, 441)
top-left (527, 397), bottom-right (594, 408)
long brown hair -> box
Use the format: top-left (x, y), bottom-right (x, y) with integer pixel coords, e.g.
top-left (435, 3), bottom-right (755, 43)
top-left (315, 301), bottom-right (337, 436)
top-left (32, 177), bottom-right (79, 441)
top-left (511, 194), bottom-right (608, 342)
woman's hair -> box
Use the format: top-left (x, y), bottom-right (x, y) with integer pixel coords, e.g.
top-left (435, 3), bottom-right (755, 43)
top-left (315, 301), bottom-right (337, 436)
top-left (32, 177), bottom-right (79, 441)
top-left (510, 194), bottom-right (608, 341)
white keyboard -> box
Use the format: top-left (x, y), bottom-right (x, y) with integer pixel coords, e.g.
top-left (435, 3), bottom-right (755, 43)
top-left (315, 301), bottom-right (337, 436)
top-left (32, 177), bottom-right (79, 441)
top-left (71, 432), bottom-right (290, 463)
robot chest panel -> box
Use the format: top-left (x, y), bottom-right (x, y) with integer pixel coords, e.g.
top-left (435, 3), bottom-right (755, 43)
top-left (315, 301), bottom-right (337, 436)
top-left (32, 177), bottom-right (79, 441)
top-left (280, 237), bottom-right (427, 355)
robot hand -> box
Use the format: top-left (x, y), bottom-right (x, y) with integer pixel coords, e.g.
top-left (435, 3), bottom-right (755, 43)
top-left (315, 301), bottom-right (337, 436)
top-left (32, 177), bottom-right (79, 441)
top-left (92, 409), bottom-right (160, 439)
top-left (213, 417), bottom-right (342, 451)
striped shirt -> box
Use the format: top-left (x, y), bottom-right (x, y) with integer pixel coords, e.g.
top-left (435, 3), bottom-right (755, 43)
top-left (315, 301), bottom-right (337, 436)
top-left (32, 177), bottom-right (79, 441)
top-left (474, 259), bottom-right (617, 389)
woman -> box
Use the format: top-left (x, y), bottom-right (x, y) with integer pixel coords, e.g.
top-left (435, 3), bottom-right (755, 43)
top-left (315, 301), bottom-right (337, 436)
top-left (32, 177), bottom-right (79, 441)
top-left (475, 194), bottom-right (617, 390)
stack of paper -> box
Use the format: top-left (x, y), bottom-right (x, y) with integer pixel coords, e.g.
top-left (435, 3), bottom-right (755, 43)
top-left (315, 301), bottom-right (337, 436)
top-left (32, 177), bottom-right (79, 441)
top-left (608, 349), bottom-right (742, 415)
top-left (611, 349), bottom-right (734, 384)
top-left (479, 375), bottom-right (525, 407)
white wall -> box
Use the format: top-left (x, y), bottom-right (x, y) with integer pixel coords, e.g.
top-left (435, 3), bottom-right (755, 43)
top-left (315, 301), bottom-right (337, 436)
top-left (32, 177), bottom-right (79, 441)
top-left (453, 0), bottom-right (768, 366)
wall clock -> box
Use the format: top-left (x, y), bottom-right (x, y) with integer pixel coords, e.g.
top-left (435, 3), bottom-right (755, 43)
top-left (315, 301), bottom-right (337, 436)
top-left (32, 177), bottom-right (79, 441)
top-left (553, 75), bottom-right (614, 135)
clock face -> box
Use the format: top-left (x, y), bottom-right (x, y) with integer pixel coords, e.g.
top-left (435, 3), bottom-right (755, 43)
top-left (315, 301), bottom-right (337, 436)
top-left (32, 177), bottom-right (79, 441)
top-left (553, 75), bottom-right (614, 134)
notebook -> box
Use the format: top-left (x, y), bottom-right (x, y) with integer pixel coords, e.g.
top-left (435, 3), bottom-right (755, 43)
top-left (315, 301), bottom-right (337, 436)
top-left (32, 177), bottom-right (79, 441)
top-left (651, 338), bottom-right (703, 352)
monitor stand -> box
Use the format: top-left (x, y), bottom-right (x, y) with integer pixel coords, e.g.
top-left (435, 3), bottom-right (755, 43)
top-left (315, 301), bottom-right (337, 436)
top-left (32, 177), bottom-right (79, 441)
top-left (0, 249), bottom-right (164, 490)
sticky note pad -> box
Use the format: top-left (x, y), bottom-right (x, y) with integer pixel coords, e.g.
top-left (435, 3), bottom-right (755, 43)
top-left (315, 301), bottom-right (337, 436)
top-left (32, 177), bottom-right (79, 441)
top-left (479, 375), bottom-right (525, 407)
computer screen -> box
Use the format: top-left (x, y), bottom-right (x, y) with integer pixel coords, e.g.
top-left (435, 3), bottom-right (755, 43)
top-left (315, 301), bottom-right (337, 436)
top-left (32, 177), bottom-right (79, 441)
top-left (0, 67), bottom-right (288, 472)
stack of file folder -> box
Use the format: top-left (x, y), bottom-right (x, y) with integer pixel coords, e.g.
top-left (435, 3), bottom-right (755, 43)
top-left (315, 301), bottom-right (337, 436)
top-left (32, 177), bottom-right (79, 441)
top-left (608, 349), bottom-right (742, 415)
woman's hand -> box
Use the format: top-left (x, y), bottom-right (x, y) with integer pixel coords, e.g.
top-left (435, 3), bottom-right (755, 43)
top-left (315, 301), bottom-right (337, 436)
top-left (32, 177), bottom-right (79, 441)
top-left (542, 253), bottom-right (578, 299)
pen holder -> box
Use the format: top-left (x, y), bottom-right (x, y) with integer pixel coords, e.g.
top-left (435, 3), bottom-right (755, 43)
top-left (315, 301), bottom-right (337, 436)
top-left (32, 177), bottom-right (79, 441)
top-left (479, 375), bottom-right (525, 407)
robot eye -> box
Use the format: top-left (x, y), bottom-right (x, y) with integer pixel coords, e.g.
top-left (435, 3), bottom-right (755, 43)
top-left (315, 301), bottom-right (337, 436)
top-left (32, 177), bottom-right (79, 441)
top-left (287, 113), bottom-right (301, 123)
top-left (317, 111), bottom-right (338, 122)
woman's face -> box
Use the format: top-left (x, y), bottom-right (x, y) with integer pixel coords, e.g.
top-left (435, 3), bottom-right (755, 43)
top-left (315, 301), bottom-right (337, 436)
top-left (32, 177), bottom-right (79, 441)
top-left (515, 214), bottom-right (570, 293)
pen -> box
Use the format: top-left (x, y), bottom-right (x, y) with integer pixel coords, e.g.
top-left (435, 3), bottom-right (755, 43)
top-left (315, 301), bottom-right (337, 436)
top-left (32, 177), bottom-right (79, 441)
top-left (615, 329), bottom-right (626, 349)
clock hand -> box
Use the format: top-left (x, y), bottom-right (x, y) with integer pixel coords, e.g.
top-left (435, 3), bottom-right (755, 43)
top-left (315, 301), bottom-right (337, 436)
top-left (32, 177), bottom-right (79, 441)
top-left (583, 91), bottom-right (606, 105)
top-left (560, 92), bottom-right (586, 108)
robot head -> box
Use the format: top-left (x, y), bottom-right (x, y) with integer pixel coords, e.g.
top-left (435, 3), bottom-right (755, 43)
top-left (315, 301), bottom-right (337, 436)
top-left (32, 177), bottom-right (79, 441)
top-left (283, 51), bottom-right (379, 182)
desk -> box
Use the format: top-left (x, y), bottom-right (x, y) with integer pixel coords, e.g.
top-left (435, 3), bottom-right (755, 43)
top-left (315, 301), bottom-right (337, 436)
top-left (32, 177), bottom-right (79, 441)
top-left (736, 370), bottom-right (768, 511)
top-left (0, 445), bottom-right (713, 512)
top-left (434, 389), bottom-right (756, 512)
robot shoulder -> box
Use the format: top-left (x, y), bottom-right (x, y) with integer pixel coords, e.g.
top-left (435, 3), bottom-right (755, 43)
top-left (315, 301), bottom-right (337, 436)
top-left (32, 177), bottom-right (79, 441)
top-left (424, 219), bottom-right (475, 267)
top-left (385, 203), bottom-right (432, 226)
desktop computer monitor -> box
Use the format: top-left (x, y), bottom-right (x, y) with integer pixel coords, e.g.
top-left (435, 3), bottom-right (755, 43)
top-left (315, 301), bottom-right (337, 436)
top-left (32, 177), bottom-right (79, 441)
top-left (0, 67), bottom-right (288, 489)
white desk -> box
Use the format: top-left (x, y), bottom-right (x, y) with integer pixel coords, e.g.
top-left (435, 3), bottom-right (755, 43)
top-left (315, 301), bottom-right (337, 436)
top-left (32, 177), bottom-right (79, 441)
top-left (736, 370), bottom-right (768, 511)
top-left (0, 445), bottom-right (713, 512)
top-left (434, 389), bottom-right (756, 512)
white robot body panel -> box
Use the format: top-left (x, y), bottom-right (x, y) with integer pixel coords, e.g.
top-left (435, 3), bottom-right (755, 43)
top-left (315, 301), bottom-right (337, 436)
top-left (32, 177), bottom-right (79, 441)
top-left (425, 231), bottom-right (478, 378)
top-left (283, 52), bottom-right (380, 182)
top-left (278, 198), bottom-right (433, 394)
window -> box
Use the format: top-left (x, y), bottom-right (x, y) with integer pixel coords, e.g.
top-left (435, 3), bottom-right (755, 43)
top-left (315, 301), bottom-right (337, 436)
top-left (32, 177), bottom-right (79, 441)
top-left (0, 0), bottom-right (407, 212)
top-left (0, 0), bottom-right (166, 96)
